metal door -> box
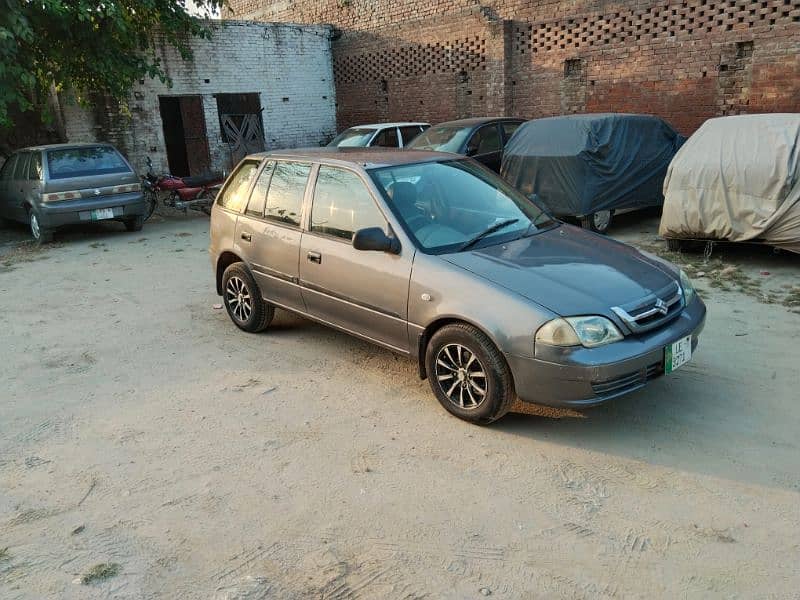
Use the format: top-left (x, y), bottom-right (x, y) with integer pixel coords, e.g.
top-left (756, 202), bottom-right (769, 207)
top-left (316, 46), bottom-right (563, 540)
top-left (179, 96), bottom-right (212, 176)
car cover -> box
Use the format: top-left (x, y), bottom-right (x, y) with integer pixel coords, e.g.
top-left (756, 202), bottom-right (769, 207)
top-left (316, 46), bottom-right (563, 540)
top-left (501, 113), bottom-right (684, 217)
top-left (659, 114), bottom-right (800, 254)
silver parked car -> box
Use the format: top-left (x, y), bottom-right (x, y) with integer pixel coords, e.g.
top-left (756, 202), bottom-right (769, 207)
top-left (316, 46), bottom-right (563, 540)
top-left (0, 143), bottom-right (146, 243)
top-left (327, 122), bottom-right (430, 148)
top-left (209, 148), bottom-right (706, 424)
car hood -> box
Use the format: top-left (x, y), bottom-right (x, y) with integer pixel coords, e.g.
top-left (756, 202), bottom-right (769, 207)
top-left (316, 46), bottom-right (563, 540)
top-left (442, 224), bottom-right (677, 318)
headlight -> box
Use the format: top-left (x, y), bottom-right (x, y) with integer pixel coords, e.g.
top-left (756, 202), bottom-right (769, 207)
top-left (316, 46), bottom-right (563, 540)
top-left (536, 316), bottom-right (623, 349)
top-left (680, 269), bottom-right (696, 304)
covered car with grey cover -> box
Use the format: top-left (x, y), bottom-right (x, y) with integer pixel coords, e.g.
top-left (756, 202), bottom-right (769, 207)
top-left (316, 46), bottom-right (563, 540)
top-left (659, 113), bottom-right (800, 254)
top-left (501, 113), bottom-right (684, 233)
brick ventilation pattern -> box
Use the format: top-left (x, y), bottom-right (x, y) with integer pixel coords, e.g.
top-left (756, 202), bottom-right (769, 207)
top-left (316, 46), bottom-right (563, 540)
top-left (334, 36), bottom-right (487, 84)
top-left (517, 0), bottom-right (799, 54)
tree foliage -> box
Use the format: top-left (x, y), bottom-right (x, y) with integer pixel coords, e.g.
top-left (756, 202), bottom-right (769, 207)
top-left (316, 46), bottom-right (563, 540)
top-left (0, 0), bottom-right (225, 127)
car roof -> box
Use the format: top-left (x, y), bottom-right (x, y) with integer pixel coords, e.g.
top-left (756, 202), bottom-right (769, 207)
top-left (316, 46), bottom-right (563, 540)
top-left (430, 117), bottom-right (525, 128)
top-left (343, 122), bottom-right (430, 130)
top-left (17, 142), bottom-right (116, 153)
top-left (247, 147), bottom-right (459, 169)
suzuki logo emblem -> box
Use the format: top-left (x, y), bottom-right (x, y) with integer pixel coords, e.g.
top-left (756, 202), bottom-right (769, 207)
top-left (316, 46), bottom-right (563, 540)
top-left (654, 299), bottom-right (668, 315)
top-left (93, 189), bottom-right (101, 196)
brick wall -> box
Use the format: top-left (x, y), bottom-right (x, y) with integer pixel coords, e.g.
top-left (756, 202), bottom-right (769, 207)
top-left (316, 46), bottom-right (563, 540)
top-left (61, 20), bottom-right (336, 175)
top-left (224, 0), bottom-right (800, 135)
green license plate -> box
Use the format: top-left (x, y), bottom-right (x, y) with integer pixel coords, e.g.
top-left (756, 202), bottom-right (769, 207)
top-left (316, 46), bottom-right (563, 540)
top-left (665, 335), bottom-right (692, 374)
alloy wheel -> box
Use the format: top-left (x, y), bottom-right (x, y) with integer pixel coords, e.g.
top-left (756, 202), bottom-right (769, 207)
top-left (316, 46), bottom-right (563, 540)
top-left (30, 213), bottom-right (41, 240)
top-left (593, 210), bottom-right (612, 231)
top-left (225, 276), bottom-right (253, 323)
top-left (434, 343), bottom-right (487, 410)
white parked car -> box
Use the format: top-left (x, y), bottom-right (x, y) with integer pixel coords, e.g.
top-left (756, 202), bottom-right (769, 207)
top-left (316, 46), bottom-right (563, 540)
top-left (327, 122), bottom-right (430, 149)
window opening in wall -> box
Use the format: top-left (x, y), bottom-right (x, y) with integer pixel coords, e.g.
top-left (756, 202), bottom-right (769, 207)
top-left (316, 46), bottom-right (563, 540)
top-left (564, 58), bottom-right (583, 78)
top-left (215, 93), bottom-right (265, 169)
top-left (736, 40), bottom-right (754, 59)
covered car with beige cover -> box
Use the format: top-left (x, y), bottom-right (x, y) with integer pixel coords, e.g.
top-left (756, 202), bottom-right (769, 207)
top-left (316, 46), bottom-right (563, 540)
top-left (659, 113), bottom-right (800, 254)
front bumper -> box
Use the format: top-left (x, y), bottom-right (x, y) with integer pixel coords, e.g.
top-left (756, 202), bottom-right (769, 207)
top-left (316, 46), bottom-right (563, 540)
top-left (507, 298), bottom-right (706, 408)
top-left (37, 192), bottom-right (145, 228)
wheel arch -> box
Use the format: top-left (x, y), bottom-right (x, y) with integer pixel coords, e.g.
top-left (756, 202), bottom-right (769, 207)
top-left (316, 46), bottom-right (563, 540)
top-left (416, 316), bottom-right (503, 380)
top-left (216, 251), bottom-right (244, 295)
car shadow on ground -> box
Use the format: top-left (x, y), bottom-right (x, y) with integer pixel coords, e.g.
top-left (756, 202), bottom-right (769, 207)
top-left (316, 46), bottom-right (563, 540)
top-left (0, 211), bottom-right (207, 257)
top-left (263, 305), bottom-right (797, 495)
top-left (493, 358), bottom-right (797, 493)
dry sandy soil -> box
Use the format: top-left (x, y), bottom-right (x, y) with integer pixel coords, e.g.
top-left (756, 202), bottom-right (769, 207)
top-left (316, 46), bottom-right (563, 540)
top-left (1, 210), bottom-right (798, 599)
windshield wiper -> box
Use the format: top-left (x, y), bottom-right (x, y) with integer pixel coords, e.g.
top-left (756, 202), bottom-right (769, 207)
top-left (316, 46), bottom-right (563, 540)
top-left (458, 218), bottom-right (519, 251)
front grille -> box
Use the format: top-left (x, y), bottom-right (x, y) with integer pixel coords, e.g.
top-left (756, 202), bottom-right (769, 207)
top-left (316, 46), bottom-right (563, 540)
top-left (611, 281), bottom-right (684, 334)
top-left (591, 361), bottom-right (664, 397)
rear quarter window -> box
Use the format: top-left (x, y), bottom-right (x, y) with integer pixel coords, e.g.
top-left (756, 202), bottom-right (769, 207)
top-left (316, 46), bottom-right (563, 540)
top-left (218, 160), bottom-right (260, 213)
top-left (46, 146), bottom-right (131, 180)
top-left (0, 155), bottom-right (17, 180)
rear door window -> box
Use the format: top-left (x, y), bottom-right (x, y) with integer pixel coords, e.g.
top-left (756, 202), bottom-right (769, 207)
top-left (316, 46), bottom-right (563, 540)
top-left (218, 160), bottom-right (260, 213)
top-left (373, 127), bottom-right (399, 148)
top-left (28, 153), bottom-right (43, 180)
top-left (466, 125), bottom-right (501, 156)
top-left (13, 153), bottom-right (30, 180)
top-left (46, 146), bottom-right (130, 179)
top-left (245, 161), bottom-right (275, 217)
top-left (264, 161), bottom-right (311, 227)
top-left (400, 126), bottom-right (424, 146)
top-left (501, 121), bottom-right (522, 144)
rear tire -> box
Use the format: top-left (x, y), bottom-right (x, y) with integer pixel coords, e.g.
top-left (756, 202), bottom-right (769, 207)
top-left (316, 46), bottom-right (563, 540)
top-left (580, 210), bottom-right (613, 234)
top-left (424, 323), bottom-right (515, 424)
top-left (221, 263), bottom-right (274, 333)
top-left (29, 209), bottom-right (53, 245)
top-left (125, 215), bottom-right (144, 232)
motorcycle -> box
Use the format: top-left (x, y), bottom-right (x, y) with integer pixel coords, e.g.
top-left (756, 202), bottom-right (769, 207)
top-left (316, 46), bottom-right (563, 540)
top-left (141, 156), bottom-right (224, 220)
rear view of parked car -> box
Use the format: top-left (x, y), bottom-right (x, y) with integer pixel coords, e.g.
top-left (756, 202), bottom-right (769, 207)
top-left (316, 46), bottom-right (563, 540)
top-left (0, 143), bottom-right (146, 244)
top-left (407, 117), bottom-right (524, 173)
top-left (327, 123), bottom-right (430, 148)
top-left (660, 113), bottom-right (800, 254)
top-left (502, 113), bottom-right (684, 233)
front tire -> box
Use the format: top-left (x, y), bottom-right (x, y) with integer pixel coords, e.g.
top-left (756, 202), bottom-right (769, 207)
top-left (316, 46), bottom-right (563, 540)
top-left (29, 209), bottom-right (53, 245)
top-left (424, 323), bottom-right (515, 424)
top-left (221, 263), bottom-right (274, 333)
top-left (580, 209), bottom-right (613, 234)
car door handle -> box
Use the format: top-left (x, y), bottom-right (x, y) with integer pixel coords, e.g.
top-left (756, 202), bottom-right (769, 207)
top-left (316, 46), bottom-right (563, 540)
top-left (307, 251), bottom-right (322, 264)
top-left (241, 232), bottom-right (252, 242)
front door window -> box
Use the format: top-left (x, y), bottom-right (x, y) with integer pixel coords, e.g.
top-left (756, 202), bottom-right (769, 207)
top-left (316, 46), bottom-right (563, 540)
top-left (311, 167), bottom-right (386, 240)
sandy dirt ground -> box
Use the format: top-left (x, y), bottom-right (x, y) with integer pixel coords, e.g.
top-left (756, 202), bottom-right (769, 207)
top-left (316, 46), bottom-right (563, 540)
top-left (1, 210), bottom-right (799, 599)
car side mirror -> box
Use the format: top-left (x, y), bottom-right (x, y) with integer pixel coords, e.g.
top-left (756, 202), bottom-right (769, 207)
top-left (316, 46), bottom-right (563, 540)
top-left (352, 227), bottom-right (400, 254)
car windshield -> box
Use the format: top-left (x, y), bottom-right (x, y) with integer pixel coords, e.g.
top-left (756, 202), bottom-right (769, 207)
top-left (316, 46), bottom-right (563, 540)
top-left (328, 128), bottom-right (376, 148)
top-left (370, 159), bottom-right (553, 254)
top-left (46, 146), bottom-right (130, 179)
top-left (407, 126), bottom-right (471, 153)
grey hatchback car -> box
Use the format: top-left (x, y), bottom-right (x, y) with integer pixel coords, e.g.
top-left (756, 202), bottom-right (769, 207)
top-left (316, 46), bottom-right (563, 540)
top-left (0, 143), bottom-right (146, 243)
top-left (209, 148), bottom-right (706, 424)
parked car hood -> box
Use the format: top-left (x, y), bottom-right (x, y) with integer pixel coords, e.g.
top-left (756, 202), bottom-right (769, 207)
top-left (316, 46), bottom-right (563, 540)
top-left (442, 224), bottom-right (677, 318)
